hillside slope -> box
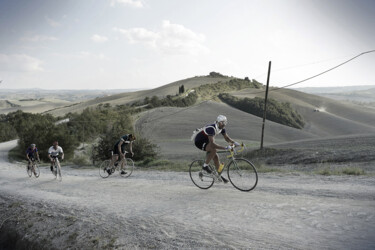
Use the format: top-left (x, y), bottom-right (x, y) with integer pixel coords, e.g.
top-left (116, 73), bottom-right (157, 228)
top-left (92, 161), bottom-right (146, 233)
top-left (0, 98), bottom-right (72, 114)
top-left (135, 101), bottom-right (317, 160)
top-left (231, 88), bottom-right (375, 137)
top-left (47, 76), bottom-right (232, 116)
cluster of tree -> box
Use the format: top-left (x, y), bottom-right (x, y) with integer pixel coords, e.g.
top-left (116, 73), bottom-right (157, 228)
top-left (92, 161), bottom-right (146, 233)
top-left (208, 72), bottom-right (227, 77)
top-left (219, 93), bottom-right (305, 129)
top-left (178, 85), bottom-right (185, 94)
top-left (195, 78), bottom-right (262, 98)
top-left (3, 110), bottom-right (78, 160)
top-left (3, 106), bottom-right (159, 163)
top-left (140, 92), bottom-right (198, 109)
top-left (0, 115), bottom-right (18, 142)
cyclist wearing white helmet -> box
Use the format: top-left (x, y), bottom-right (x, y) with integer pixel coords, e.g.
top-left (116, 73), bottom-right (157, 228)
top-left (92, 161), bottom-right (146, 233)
top-left (193, 115), bottom-right (240, 183)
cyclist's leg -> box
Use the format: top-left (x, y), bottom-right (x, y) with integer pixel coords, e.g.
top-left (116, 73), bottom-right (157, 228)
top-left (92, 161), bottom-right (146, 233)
top-left (110, 154), bottom-right (118, 167)
top-left (205, 143), bottom-right (220, 170)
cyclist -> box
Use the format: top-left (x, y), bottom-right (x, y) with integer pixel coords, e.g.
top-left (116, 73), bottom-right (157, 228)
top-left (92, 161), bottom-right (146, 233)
top-left (109, 134), bottom-right (136, 175)
top-left (193, 115), bottom-right (240, 183)
top-left (48, 141), bottom-right (64, 172)
top-left (26, 143), bottom-right (40, 171)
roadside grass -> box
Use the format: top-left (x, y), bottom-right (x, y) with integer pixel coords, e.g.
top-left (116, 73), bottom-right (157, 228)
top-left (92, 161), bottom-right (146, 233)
top-left (315, 165), bottom-right (366, 176)
top-left (138, 158), bottom-right (190, 171)
top-left (251, 161), bottom-right (285, 173)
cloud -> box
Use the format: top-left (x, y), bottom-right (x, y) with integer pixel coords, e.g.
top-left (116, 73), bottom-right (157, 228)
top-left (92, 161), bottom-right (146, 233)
top-left (52, 51), bottom-right (108, 61)
top-left (21, 35), bottom-right (58, 42)
top-left (45, 16), bottom-right (61, 27)
top-left (113, 20), bottom-right (209, 55)
top-left (110, 0), bottom-right (144, 8)
top-left (0, 54), bottom-right (44, 72)
top-left (113, 27), bottom-right (158, 45)
top-left (91, 34), bottom-right (109, 43)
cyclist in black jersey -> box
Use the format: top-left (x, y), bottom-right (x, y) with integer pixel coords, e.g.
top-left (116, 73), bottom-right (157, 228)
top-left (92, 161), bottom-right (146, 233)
top-left (26, 144), bottom-right (40, 170)
top-left (109, 134), bottom-right (136, 175)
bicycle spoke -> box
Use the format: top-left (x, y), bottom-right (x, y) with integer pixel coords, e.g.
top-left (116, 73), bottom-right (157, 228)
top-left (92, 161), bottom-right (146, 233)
top-left (99, 160), bottom-right (111, 178)
top-left (27, 165), bottom-right (32, 177)
top-left (119, 158), bottom-right (134, 178)
top-left (33, 163), bottom-right (40, 178)
top-left (189, 160), bottom-right (214, 189)
top-left (227, 158), bottom-right (258, 192)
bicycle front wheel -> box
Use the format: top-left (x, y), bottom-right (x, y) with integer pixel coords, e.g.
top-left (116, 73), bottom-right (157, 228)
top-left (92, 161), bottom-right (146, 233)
top-left (33, 163), bottom-right (40, 178)
top-left (99, 160), bottom-right (111, 178)
top-left (227, 158), bottom-right (258, 192)
top-left (27, 165), bottom-right (32, 177)
top-left (189, 160), bottom-right (214, 189)
top-left (56, 161), bottom-right (62, 181)
top-left (119, 158), bottom-right (134, 178)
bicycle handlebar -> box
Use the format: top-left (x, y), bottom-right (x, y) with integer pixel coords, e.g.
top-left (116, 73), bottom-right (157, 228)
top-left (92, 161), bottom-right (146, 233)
top-left (227, 142), bottom-right (246, 158)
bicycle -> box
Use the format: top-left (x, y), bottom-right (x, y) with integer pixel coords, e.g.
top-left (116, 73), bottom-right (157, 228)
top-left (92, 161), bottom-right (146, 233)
top-left (27, 158), bottom-right (40, 178)
top-left (189, 144), bottom-right (258, 192)
top-left (99, 151), bottom-right (134, 178)
top-left (51, 155), bottom-right (62, 181)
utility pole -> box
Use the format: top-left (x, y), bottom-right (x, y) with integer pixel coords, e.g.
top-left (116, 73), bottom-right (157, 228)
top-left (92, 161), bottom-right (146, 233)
top-left (260, 61), bottom-right (271, 150)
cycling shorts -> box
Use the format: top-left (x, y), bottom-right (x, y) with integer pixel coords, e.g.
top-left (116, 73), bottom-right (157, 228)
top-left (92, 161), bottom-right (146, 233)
top-left (194, 132), bottom-right (209, 151)
top-left (113, 145), bottom-right (125, 155)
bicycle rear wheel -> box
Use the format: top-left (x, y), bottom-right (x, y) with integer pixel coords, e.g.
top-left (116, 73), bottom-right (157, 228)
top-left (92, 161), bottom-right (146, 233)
top-left (189, 160), bottom-right (214, 189)
top-left (33, 163), bottom-right (40, 178)
top-left (119, 158), bottom-right (134, 178)
top-left (227, 158), bottom-right (258, 192)
top-left (99, 160), bottom-right (111, 178)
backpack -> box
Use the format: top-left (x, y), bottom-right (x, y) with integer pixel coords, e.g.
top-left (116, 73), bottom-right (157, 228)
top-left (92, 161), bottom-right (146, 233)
top-left (190, 125), bottom-right (216, 141)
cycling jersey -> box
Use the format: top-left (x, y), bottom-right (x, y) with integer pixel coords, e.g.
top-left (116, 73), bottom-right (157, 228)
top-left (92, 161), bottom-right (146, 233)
top-left (194, 123), bottom-right (226, 151)
top-left (113, 134), bottom-right (131, 154)
top-left (26, 147), bottom-right (38, 158)
top-left (48, 146), bottom-right (63, 157)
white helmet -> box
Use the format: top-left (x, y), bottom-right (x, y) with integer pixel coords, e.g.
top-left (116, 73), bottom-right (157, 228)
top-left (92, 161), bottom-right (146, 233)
top-left (216, 115), bottom-right (227, 125)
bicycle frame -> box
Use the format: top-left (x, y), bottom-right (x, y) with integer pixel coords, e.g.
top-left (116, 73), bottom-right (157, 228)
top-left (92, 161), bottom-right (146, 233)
top-left (207, 145), bottom-right (245, 182)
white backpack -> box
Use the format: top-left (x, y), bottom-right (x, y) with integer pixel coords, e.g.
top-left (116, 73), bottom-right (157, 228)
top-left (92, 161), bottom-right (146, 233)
top-left (190, 125), bottom-right (216, 141)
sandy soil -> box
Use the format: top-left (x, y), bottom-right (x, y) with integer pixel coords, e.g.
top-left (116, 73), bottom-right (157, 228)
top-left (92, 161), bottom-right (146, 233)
top-left (1, 140), bottom-right (375, 249)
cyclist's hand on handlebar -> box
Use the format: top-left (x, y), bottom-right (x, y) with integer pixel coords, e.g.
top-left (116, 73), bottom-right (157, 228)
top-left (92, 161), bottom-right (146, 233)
top-left (233, 141), bottom-right (241, 147)
top-left (225, 145), bottom-right (233, 151)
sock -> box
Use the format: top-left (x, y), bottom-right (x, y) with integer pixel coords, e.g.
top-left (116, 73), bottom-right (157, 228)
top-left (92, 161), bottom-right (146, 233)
top-left (203, 163), bottom-right (209, 167)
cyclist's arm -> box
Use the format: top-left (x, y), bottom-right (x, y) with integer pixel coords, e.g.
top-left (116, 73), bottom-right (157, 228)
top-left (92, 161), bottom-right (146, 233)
top-left (118, 141), bottom-right (125, 157)
top-left (208, 136), bottom-right (226, 150)
top-left (129, 141), bottom-right (134, 156)
top-left (36, 152), bottom-right (40, 161)
top-left (26, 153), bottom-right (30, 161)
top-left (223, 133), bottom-right (234, 144)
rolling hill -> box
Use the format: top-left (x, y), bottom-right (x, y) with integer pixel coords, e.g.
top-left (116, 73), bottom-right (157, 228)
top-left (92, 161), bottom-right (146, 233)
top-left (45, 75), bottom-right (233, 116)
top-left (3, 74), bottom-right (375, 161)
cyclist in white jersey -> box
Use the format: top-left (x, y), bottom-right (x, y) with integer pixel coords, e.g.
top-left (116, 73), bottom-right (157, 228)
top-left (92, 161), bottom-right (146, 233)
top-left (48, 141), bottom-right (64, 172)
top-left (194, 115), bottom-right (240, 183)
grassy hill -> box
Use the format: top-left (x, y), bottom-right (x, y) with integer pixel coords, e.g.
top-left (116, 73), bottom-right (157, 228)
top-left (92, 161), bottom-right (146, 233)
top-left (231, 87), bottom-right (375, 137)
top-left (0, 98), bottom-right (72, 114)
top-left (3, 74), bottom-right (375, 165)
top-left (46, 75), bottom-right (234, 116)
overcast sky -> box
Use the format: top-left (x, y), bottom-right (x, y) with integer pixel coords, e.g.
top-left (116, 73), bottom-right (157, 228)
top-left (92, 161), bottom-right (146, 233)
top-left (0, 0), bottom-right (374, 90)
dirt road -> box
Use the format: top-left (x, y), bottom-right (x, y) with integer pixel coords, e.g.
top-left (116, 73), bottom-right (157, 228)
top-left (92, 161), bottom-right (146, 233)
top-left (1, 140), bottom-right (374, 249)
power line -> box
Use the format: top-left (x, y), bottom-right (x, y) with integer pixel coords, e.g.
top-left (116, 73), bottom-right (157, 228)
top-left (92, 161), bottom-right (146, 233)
top-left (138, 50), bottom-right (375, 123)
top-left (253, 49), bottom-right (375, 94)
top-left (253, 53), bottom-right (355, 79)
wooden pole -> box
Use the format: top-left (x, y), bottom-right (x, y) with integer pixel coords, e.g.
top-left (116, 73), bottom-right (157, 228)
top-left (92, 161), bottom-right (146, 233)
top-left (260, 61), bottom-right (271, 149)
